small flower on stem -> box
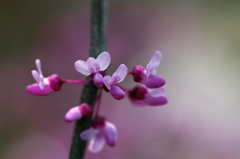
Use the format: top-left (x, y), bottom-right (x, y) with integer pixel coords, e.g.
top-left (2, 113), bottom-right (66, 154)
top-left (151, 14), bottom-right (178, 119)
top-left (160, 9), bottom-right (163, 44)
top-left (64, 103), bottom-right (92, 122)
top-left (26, 59), bottom-right (63, 96)
top-left (103, 64), bottom-right (128, 100)
top-left (80, 117), bottom-right (117, 153)
top-left (75, 52), bottom-right (111, 87)
top-left (132, 51), bottom-right (165, 88)
top-left (128, 85), bottom-right (168, 106)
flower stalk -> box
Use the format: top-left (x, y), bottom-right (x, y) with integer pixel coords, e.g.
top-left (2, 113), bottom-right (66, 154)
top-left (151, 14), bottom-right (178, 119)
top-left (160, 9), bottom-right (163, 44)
top-left (68, 0), bottom-right (108, 159)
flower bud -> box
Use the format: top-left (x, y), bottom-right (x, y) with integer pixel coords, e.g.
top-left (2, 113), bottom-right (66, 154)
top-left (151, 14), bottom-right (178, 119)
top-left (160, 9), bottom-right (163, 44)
top-left (64, 103), bottom-right (92, 122)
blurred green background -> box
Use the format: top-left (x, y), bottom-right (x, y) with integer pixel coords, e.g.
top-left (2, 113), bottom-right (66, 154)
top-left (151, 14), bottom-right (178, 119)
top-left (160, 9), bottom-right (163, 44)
top-left (1, 0), bottom-right (240, 159)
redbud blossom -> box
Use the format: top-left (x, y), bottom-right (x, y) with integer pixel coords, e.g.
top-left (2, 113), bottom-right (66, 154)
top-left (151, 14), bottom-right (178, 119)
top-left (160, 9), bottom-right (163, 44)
top-left (80, 117), bottom-right (117, 153)
top-left (74, 52), bottom-right (110, 87)
top-left (103, 64), bottom-right (128, 100)
top-left (129, 85), bottom-right (167, 106)
top-left (132, 51), bottom-right (165, 88)
top-left (26, 59), bottom-right (63, 96)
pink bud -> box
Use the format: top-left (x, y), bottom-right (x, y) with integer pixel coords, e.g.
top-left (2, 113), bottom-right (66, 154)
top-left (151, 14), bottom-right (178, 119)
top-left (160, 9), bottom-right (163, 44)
top-left (64, 103), bottom-right (92, 122)
top-left (132, 65), bottom-right (145, 82)
top-left (129, 85), bottom-right (148, 100)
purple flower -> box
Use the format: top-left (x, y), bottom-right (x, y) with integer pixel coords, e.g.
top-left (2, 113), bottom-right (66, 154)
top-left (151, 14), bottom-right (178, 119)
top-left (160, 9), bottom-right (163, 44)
top-left (26, 59), bottom-right (63, 96)
top-left (103, 64), bottom-right (128, 100)
top-left (132, 51), bottom-right (165, 88)
top-left (75, 52), bottom-right (111, 87)
top-left (64, 103), bottom-right (92, 122)
top-left (128, 85), bottom-right (167, 106)
top-left (80, 118), bottom-right (117, 153)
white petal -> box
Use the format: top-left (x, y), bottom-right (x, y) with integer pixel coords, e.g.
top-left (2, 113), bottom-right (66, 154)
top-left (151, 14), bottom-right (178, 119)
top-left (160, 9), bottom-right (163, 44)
top-left (112, 64), bottom-right (128, 83)
top-left (87, 57), bottom-right (100, 73)
top-left (31, 70), bottom-right (40, 83)
top-left (146, 51), bottom-right (162, 76)
top-left (35, 59), bottom-right (42, 75)
top-left (74, 60), bottom-right (91, 76)
top-left (38, 76), bottom-right (45, 90)
top-left (80, 128), bottom-right (99, 140)
top-left (88, 133), bottom-right (105, 153)
top-left (96, 52), bottom-right (111, 71)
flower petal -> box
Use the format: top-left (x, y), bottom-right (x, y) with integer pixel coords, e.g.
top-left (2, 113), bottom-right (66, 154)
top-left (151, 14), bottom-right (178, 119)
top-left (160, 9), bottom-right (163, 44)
top-left (75, 60), bottom-right (91, 76)
top-left (88, 133), bottom-right (105, 153)
top-left (87, 57), bottom-right (100, 74)
top-left (35, 59), bottom-right (42, 75)
top-left (26, 83), bottom-right (53, 96)
top-left (146, 51), bottom-right (162, 76)
top-left (112, 64), bottom-right (128, 83)
top-left (103, 75), bottom-right (112, 90)
top-left (80, 128), bottom-right (99, 140)
top-left (96, 51), bottom-right (111, 71)
top-left (148, 87), bottom-right (165, 97)
top-left (64, 106), bottom-right (82, 122)
top-left (31, 70), bottom-right (40, 83)
top-left (101, 121), bottom-right (117, 147)
top-left (93, 73), bottom-right (103, 87)
top-left (144, 95), bottom-right (168, 106)
top-left (144, 74), bottom-right (165, 88)
top-left (110, 85), bottom-right (125, 100)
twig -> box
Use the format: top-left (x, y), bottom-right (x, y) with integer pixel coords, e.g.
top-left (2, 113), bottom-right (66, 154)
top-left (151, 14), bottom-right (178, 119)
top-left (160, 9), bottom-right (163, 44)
top-left (68, 0), bottom-right (108, 158)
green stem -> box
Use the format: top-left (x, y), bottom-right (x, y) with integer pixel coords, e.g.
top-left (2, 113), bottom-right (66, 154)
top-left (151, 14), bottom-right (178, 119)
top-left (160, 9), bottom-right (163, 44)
top-left (68, 0), bottom-right (108, 159)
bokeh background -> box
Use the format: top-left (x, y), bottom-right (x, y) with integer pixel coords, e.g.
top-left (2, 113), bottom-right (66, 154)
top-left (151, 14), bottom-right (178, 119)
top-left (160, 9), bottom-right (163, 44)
top-left (1, 0), bottom-right (240, 159)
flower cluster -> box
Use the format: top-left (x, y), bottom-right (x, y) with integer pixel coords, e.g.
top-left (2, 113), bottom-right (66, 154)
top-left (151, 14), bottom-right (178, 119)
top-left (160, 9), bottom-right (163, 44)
top-left (26, 50), bottom-right (167, 153)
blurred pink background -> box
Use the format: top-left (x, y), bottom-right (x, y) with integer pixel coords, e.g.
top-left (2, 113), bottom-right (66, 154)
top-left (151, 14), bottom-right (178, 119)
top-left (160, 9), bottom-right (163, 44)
top-left (1, 0), bottom-right (240, 159)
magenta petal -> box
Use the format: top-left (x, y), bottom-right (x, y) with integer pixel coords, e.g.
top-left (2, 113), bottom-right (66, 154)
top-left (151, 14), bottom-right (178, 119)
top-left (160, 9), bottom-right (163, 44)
top-left (146, 51), bottom-right (162, 76)
top-left (87, 57), bottom-right (100, 74)
top-left (75, 60), bottom-right (91, 76)
top-left (144, 74), bottom-right (165, 88)
top-left (96, 51), bottom-right (111, 71)
top-left (93, 73), bottom-right (103, 87)
top-left (64, 106), bottom-right (82, 122)
top-left (112, 64), bottom-right (128, 83)
top-left (101, 121), bottom-right (117, 147)
top-left (26, 83), bottom-right (53, 96)
top-left (88, 133), bottom-right (105, 153)
top-left (80, 128), bottom-right (99, 140)
top-left (144, 95), bottom-right (168, 106)
top-left (110, 85), bottom-right (125, 100)
top-left (103, 75), bottom-right (112, 90)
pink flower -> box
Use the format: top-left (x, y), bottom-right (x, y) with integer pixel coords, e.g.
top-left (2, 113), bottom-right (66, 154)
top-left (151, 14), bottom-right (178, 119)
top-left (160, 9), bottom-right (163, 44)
top-left (26, 59), bottom-right (63, 96)
top-left (75, 52), bottom-right (111, 87)
top-left (80, 117), bottom-right (117, 153)
top-left (128, 85), bottom-right (167, 106)
top-left (132, 51), bottom-right (165, 88)
top-left (103, 64), bottom-right (128, 100)
top-left (64, 103), bottom-right (92, 122)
